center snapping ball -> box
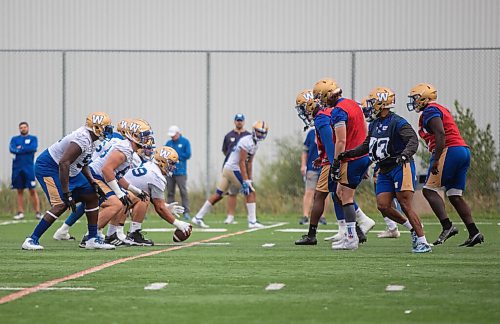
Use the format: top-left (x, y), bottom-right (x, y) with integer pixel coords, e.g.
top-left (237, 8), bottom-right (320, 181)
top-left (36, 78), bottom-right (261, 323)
top-left (173, 224), bottom-right (192, 242)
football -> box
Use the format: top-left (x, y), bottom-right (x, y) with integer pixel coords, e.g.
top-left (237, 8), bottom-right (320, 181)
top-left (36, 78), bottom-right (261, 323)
top-left (173, 225), bottom-right (192, 242)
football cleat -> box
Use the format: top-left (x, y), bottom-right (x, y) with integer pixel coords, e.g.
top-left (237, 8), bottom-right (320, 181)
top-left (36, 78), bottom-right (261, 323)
top-left (53, 227), bottom-right (75, 241)
top-left (412, 242), bottom-right (432, 253)
top-left (377, 227), bottom-right (401, 238)
top-left (126, 230), bottom-right (154, 246)
top-left (331, 236), bottom-right (359, 250)
top-left (13, 212), bottom-right (25, 220)
top-left (224, 215), bottom-right (237, 224)
top-left (433, 226), bottom-right (459, 245)
top-left (459, 233), bottom-right (484, 247)
top-left (79, 235), bottom-right (88, 248)
top-left (104, 233), bottom-right (129, 246)
top-left (85, 237), bottom-right (116, 250)
top-left (192, 217), bottom-right (209, 228)
top-left (356, 213), bottom-right (376, 234)
top-left (319, 216), bottom-right (327, 226)
top-left (22, 237), bottom-right (44, 250)
top-left (248, 221), bottom-right (265, 229)
top-left (299, 216), bottom-right (309, 225)
top-left (294, 235), bottom-right (317, 245)
top-left (410, 230), bottom-right (418, 249)
top-left (356, 224), bottom-right (367, 244)
top-left (35, 212), bottom-right (43, 220)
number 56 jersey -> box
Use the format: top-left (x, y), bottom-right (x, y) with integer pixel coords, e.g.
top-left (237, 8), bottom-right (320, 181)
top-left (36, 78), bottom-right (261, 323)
top-left (124, 161), bottom-right (167, 198)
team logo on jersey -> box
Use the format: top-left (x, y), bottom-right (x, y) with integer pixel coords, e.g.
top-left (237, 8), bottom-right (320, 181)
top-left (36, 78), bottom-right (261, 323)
top-left (92, 114), bottom-right (104, 124)
top-left (376, 92), bottom-right (389, 102)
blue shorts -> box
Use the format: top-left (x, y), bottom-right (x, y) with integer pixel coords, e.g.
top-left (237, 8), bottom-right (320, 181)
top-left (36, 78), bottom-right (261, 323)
top-left (11, 167), bottom-right (36, 189)
top-left (376, 161), bottom-right (416, 195)
top-left (35, 150), bottom-right (94, 206)
top-left (424, 146), bottom-right (470, 195)
top-left (339, 156), bottom-right (371, 189)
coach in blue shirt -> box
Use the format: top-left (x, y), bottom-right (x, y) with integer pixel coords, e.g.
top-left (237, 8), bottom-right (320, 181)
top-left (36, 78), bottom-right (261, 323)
top-left (9, 122), bottom-right (42, 220)
top-left (165, 125), bottom-right (192, 220)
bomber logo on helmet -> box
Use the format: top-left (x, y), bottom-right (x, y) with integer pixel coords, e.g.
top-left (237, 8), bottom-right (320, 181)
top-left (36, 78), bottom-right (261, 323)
top-left (85, 112), bottom-right (113, 140)
top-left (365, 86), bottom-right (396, 121)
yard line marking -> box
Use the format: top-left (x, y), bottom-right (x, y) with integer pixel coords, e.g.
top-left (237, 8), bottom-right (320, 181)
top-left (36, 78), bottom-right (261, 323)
top-left (144, 283), bottom-right (168, 290)
top-left (144, 228), bottom-right (227, 233)
top-left (0, 222), bottom-right (286, 305)
top-left (154, 242), bottom-right (230, 246)
top-left (385, 285), bottom-right (405, 292)
top-left (262, 243), bottom-right (275, 247)
top-left (0, 220), bottom-right (37, 226)
top-left (0, 287), bottom-right (95, 291)
top-left (276, 228), bottom-right (411, 234)
top-left (265, 283), bottom-right (285, 291)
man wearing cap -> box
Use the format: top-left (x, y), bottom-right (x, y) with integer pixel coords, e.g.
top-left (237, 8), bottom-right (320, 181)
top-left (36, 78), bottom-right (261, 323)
top-left (221, 114), bottom-right (251, 224)
top-left (165, 125), bottom-right (192, 220)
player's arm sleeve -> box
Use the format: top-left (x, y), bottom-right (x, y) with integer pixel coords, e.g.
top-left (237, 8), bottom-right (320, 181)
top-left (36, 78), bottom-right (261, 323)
top-left (9, 137), bottom-right (19, 154)
top-left (422, 107), bottom-right (442, 133)
top-left (316, 120), bottom-right (335, 163)
top-left (343, 135), bottom-right (370, 158)
top-left (331, 109), bottom-right (348, 129)
top-left (148, 183), bottom-right (165, 200)
top-left (399, 123), bottom-right (419, 158)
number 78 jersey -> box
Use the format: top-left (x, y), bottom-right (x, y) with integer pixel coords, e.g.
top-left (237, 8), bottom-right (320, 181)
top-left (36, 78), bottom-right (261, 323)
top-left (124, 160), bottom-right (167, 195)
top-left (367, 113), bottom-right (411, 162)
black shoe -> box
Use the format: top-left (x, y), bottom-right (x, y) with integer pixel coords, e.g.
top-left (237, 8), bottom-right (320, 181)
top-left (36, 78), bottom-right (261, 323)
top-left (78, 235), bottom-right (88, 248)
top-left (319, 216), bottom-right (327, 226)
top-left (433, 225), bottom-right (459, 245)
top-left (356, 224), bottom-right (367, 244)
top-left (104, 233), bottom-right (127, 246)
top-left (294, 234), bottom-right (317, 245)
top-left (459, 233), bottom-right (484, 247)
top-left (299, 216), bottom-right (309, 225)
top-left (127, 230), bottom-right (154, 246)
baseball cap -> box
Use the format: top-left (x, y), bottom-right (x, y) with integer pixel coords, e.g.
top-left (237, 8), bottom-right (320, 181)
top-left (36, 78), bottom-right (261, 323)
top-left (234, 113), bottom-right (245, 121)
top-left (168, 125), bottom-right (181, 137)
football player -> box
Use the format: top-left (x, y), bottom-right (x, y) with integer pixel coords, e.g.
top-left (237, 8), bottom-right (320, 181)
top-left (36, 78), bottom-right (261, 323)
top-left (116, 146), bottom-right (192, 245)
top-left (407, 83), bottom-right (483, 247)
top-left (294, 85), bottom-right (374, 247)
top-left (22, 112), bottom-right (114, 250)
top-left (339, 87), bottom-right (431, 253)
top-left (192, 121), bottom-right (269, 228)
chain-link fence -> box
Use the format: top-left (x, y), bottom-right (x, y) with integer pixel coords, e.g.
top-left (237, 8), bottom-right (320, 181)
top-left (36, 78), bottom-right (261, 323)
top-left (1, 48), bottom-right (499, 213)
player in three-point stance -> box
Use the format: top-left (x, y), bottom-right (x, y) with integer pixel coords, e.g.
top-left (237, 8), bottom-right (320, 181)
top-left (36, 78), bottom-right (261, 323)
top-left (339, 87), bottom-right (431, 253)
top-left (407, 83), bottom-right (483, 247)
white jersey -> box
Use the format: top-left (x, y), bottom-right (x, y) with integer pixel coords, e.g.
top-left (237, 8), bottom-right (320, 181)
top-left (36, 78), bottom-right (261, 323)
top-left (132, 152), bottom-right (144, 168)
top-left (92, 137), bottom-right (121, 161)
top-left (89, 139), bottom-right (134, 180)
top-left (124, 161), bottom-right (167, 199)
top-left (224, 135), bottom-right (258, 171)
top-left (48, 126), bottom-right (95, 177)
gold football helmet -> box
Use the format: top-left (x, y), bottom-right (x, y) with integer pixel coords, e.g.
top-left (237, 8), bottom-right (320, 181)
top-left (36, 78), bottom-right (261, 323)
top-left (252, 120), bottom-right (269, 141)
top-left (313, 78), bottom-right (342, 106)
top-left (85, 112), bottom-right (113, 140)
top-left (407, 83), bottom-right (437, 112)
top-left (117, 118), bottom-right (132, 137)
top-left (125, 119), bottom-right (154, 147)
top-left (295, 90), bottom-right (315, 130)
top-left (366, 87), bottom-right (396, 120)
top-left (153, 146), bottom-right (179, 175)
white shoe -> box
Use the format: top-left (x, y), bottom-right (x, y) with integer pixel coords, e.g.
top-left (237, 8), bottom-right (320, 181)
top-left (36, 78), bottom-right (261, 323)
top-left (356, 212), bottom-right (376, 234)
top-left (53, 226), bottom-right (73, 240)
top-left (377, 227), bottom-right (401, 238)
top-left (22, 237), bottom-right (44, 250)
top-left (248, 221), bottom-right (265, 229)
top-left (13, 212), bottom-right (25, 220)
top-left (192, 217), bottom-right (210, 228)
top-left (324, 226), bottom-right (346, 242)
top-left (85, 237), bottom-right (116, 250)
top-left (224, 215), bottom-right (237, 224)
top-left (35, 212), bottom-right (43, 220)
top-left (332, 236), bottom-right (359, 250)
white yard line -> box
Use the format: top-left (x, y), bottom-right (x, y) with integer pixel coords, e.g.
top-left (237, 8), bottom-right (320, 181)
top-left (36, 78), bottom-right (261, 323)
top-left (0, 287), bottom-right (95, 291)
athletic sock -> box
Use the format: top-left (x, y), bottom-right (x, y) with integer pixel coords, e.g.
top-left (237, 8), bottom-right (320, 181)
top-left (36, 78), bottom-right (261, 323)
top-left (64, 203), bottom-right (86, 226)
top-left (440, 218), bottom-right (452, 230)
top-left (246, 202), bottom-right (256, 223)
top-left (31, 218), bottom-right (52, 242)
top-left (130, 221), bottom-right (142, 233)
top-left (116, 226), bottom-right (126, 240)
top-left (416, 235), bottom-right (429, 244)
top-left (384, 217), bottom-right (398, 231)
top-left (346, 222), bottom-right (357, 239)
top-left (402, 220), bottom-right (413, 230)
top-left (337, 219), bottom-right (346, 232)
top-left (59, 223), bottom-right (70, 233)
top-left (106, 224), bottom-right (117, 236)
top-left (307, 224), bottom-right (318, 237)
top-left (88, 224), bottom-right (98, 239)
top-left (465, 222), bottom-right (479, 237)
top-left (195, 201), bottom-right (212, 219)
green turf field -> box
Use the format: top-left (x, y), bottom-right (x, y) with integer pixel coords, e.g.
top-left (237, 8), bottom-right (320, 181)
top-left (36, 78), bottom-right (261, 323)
top-left (0, 213), bottom-right (499, 323)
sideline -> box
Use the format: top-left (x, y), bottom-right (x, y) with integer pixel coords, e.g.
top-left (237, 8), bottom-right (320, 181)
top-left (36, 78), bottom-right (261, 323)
top-left (0, 222), bottom-right (286, 305)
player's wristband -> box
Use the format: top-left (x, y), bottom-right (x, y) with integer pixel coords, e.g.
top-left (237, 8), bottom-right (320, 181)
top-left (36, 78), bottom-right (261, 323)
top-left (128, 184), bottom-right (142, 196)
top-left (107, 179), bottom-right (124, 198)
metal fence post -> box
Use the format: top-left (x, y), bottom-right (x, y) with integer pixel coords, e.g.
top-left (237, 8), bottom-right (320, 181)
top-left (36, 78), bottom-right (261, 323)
top-left (351, 51), bottom-right (356, 100)
top-left (62, 51), bottom-right (66, 137)
top-left (205, 52), bottom-right (211, 199)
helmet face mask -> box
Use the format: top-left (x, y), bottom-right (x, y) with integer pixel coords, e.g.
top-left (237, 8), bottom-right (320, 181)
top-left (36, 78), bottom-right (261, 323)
top-left (125, 119), bottom-right (154, 148)
top-left (367, 87), bottom-right (396, 120)
top-left (137, 137), bottom-right (156, 161)
top-left (295, 90), bottom-right (315, 130)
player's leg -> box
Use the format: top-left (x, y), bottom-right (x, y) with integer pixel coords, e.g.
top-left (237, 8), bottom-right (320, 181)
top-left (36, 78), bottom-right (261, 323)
top-left (176, 175), bottom-right (190, 220)
top-left (166, 175), bottom-right (176, 203)
top-left (224, 192), bottom-right (237, 224)
top-left (376, 173), bottom-right (411, 238)
top-left (97, 196), bottom-right (125, 229)
top-left (25, 167), bottom-right (42, 219)
top-left (192, 170), bottom-right (229, 227)
top-left (125, 193), bottom-right (153, 246)
top-left (53, 203), bottom-right (85, 240)
top-left (15, 189), bottom-right (25, 219)
top-left (245, 190), bottom-right (263, 228)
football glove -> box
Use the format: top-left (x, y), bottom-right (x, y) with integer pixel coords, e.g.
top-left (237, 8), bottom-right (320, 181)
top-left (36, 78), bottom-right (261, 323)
top-left (337, 151), bottom-right (348, 161)
top-left (173, 219), bottom-right (192, 236)
top-left (119, 194), bottom-right (133, 212)
top-left (62, 191), bottom-right (77, 213)
top-left (166, 202), bottom-right (185, 218)
top-left (91, 182), bottom-right (108, 201)
top-left (240, 181), bottom-right (251, 196)
top-left (330, 159), bottom-right (341, 182)
top-left (395, 154), bottom-right (409, 166)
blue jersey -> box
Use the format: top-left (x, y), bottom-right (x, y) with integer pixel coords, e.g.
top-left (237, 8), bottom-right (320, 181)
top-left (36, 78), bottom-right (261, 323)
top-left (303, 128), bottom-right (319, 171)
top-left (10, 134), bottom-right (38, 170)
top-left (368, 113), bottom-right (411, 170)
top-left (165, 135), bottom-right (191, 176)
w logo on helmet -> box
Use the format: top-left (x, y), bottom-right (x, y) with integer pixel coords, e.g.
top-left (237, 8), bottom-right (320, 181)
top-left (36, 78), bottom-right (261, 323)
top-left (303, 91), bottom-right (314, 101)
top-left (160, 148), bottom-right (171, 159)
top-left (92, 115), bottom-right (104, 124)
top-left (119, 120), bottom-right (128, 129)
top-left (376, 92), bottom-right (389, 102)
top-left (128, 123), bottom-right (140, 133)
